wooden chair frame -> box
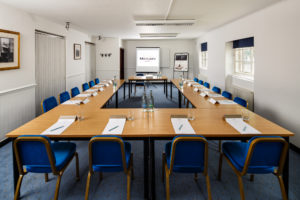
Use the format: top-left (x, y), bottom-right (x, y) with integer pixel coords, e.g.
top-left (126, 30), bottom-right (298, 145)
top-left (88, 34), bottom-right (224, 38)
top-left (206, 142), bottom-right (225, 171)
top-left (13, 136), bottom-right (79, 200)
top-left (218, 137), bottom-right (288, 200)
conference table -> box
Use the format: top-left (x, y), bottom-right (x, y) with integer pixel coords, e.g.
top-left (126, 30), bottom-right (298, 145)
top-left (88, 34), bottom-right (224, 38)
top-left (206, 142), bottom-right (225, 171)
top-left (128, 75), bottom-right (168, 98)
top-left (6, 79), bottom-right (294, 200)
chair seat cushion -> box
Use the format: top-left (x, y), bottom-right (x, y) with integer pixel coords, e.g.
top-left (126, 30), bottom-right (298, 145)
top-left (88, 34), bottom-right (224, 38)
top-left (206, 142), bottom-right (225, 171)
top-left (25, 142), bottom-right (76, 173)
top-left (223, 142), bottom-right (275, 174)
top-left (165, 142), bottom-right (204, 173)
top-left (92, 142), bottom-right (131, 172)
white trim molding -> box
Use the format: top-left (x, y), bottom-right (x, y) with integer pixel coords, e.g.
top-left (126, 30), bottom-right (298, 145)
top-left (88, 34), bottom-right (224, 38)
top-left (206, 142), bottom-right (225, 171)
top-left (0, 83), bottom-right (36, 96)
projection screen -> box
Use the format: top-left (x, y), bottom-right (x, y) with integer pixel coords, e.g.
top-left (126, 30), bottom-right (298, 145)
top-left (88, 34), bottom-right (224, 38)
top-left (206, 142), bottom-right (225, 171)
top-left (136, 47), bottom-right (160, 72)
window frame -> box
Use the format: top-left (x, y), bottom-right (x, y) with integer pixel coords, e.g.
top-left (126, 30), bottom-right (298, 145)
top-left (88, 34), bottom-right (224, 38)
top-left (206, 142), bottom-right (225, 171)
top-left (233, 46), bottom-right (254, 77)
top-left (200, 51), bottom-right (208, 70)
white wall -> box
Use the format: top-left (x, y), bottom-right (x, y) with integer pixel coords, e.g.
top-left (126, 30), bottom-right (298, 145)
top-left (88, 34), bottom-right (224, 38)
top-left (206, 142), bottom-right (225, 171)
top-left (123, 39), bottom-right (197, 79)
top-left (0, 2), bottom-right (91, 140)
top-left (94, 37), bottom-right (120, 80)
top-left (196, 0), bottom-right (300, 147)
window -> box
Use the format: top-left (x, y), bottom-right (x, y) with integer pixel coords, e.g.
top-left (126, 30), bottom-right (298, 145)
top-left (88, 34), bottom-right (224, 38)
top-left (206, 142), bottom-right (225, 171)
top-left (234, 47), bottom-right (254, 76)
top-left (200, 42), bottom-right (208, 69)
top-left (233, 37), bottom-right (254, 77)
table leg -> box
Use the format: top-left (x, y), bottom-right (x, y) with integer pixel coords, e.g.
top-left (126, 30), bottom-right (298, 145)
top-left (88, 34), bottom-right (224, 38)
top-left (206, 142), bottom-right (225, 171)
top-left (144, 139), bottom-right (149, 199)
top-left (12, 139), bottom-right (20, 200)
top-left (130, 81), bottom-right (132, 94)
top-left (164, 80), bottom-right (166, 94)
top-left (123, 83), bottom-right (125, 100)
top-left (166, 81), bottom-right (168, 97)
top-left (149, 139), bottom-right (156, 200)
top-left (178, 89), bottom-right (182, 108)
top-left (170, 82), bottom-right (172, 99)
top-left (128, 81), bottom-right (131, 98)
top-left (283, 137), bottom-right (289, 198)
top-left (116, 89), bottom-right (118, 108)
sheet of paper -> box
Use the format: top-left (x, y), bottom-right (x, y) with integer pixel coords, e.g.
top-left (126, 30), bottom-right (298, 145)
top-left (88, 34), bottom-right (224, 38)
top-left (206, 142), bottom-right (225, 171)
top-left (62, 100), bottom-right (82, 105)
top-left (42, 116), bottom-right (76, 135)
top-left (94, 85), bottom-right (103, 88)
top-left (200, 92), bottom-right (207, 97)
top-left (208, 93), bottom-right (223, 98)
top-left (92, 92), bottom-right (98, 96)
top-left (102, 118), bottom-right (126, 135)
top-left (218, 100), bottom-right (237, 105)
top-left (171, 118), bottom-right (195, 134)
top-left (226, 118), bottom-right (261, 134)
top-left (77, 93), bottom-right (91, 97)
top-left (208, 98), bottom-right (218, 104)
top-left (82, 98), bottom-right (90, 104)
top-left (85, 89), bottom-right (98, 92)
top-left (194, 88), bottom-right (199, 92)
top-left (99, 88), bottom-right (104, 92)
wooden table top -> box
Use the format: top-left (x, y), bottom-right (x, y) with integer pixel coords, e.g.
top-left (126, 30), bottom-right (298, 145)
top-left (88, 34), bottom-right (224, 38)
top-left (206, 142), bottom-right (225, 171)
top-left (128, 75), bottom-right (168, 81)
top-left (6, 79), bottom-right (294, 139)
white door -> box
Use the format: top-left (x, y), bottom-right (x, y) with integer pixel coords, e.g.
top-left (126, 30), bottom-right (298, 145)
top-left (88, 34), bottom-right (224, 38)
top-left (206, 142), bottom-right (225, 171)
top-left (85, 43), bottom-right (96, 82)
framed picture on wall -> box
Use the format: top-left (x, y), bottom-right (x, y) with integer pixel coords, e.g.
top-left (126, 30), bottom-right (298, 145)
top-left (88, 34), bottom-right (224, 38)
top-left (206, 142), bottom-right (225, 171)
top-left (0, 29), bottom-right (20, 71)
top-left (174, 52), bottom-right (189, 72)
top-left (74, 43), bottom-right (81, 60)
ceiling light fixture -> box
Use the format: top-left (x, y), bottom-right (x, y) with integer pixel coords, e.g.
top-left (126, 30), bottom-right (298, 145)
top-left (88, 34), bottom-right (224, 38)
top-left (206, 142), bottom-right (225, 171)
top-left (65, 22), bottom-right (70, 31)
top-left (140, 33), bottom-right (178, 38)
top-left (135, 19), bottom-right (196, 26)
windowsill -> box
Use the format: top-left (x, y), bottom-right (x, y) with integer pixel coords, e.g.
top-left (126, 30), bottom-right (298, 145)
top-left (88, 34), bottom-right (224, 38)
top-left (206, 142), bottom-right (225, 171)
top-left (232, 74), bottom-right (254, 82)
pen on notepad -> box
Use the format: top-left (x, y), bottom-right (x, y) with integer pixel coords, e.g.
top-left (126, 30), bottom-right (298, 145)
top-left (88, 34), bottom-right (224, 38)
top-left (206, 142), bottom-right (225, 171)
top-left (109, 125), bottom-right (119, 132)
top-left (179, 124), bottom-right (183, 131)
top-left (51, 126), bottom-right (64, 132)
top-left (243, 126), bottom-right (247, 132)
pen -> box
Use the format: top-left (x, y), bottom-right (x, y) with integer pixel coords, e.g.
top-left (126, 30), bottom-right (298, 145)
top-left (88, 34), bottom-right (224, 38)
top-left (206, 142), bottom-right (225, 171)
top-left (109, 125), bottom-right (119, 132)
top-left (179, 124), bottom-right (183, 131)
top-left (243, 126), bottom-right (247, 131)
top-left (51, 126), bottom-right (64, 132)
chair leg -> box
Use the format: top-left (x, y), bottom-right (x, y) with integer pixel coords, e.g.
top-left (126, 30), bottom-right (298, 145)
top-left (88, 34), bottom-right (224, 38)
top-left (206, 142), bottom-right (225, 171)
top-left (54, 173), bottom-right (62, 200)
top-left (250, 174), bottom-right (254, 182)
top-left (14, 175), bottom-right (24, 200)
top-left (194, 173), bottom-right (198, 181)
top-left (99, 172), bottom-right (103, 182)
top-left (131, 153), bottom-right (134, 180)
top-left (127, 169), bottom-right (131, 200)
top-left (218, 153), bottom-right (223, 181)
top-left (135, 85), bottom-right (136, 95)
top-left (75, 152), bottom-right (80, 181)
top-left (186, 101), bottom-right (189, 108)
top-left (218, 140), bottom-right (222, 152)
top-left (276, 175), bottom-right (288, 200)
top-left (205, 174), bottom-right (212, 200)
top-left (85, 172), bottom-right (92, 200)
top-left (165, 163), bottom-right (170, 200)
top-left (45, 173), bottom-right (49, 182)
top-left (162, 153), bottom-right (165, 182)
top-left (237, 175), bottom-right (245, 200)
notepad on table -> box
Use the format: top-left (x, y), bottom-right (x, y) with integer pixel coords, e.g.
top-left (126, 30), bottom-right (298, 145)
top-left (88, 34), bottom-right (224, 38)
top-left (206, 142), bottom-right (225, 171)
top-left (208, 93), bottom-right (223, 98)
top-left (102, 118), bottom-right (126, 135)
top-left (171, 118), bottom-right (195, 134)
top-left (225, 118), bottom-right (261, 134)
top-left (85, 89), bottom-right (98, 93)
top-left (42, 116), bottom-right (76, 135)
top-left (217, 100), bottom-right (237, 105)
top-left (62, 100), bottom-right (82, 105)
top-left (77, 93), bottom-right (91, 97)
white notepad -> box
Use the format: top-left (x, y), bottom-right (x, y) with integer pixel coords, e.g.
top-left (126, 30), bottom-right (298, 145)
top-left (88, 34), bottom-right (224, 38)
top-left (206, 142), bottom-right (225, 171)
top-left (85, 89), bottom-right (98, 93)
top-left (102, 118), bottom-right (126, 135)
top-left (225, 118), bottom-right (261, 134)
top-left (62, 100), bottom-right (82, 105)
top-left (171, 118), bottom-right (195, 134)
top-left (218, 100), bottom-right (237, 105)
top-left (208, 93), bottom-right (223, 98)
top-left (77, 93), bottom-right (91, 97)
top-left (42, 116), bottom-right (76, 135)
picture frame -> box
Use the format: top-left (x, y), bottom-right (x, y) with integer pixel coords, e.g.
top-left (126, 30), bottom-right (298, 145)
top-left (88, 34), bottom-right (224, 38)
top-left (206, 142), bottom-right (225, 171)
top-left (174, 52), bottom-right (189, 72)
top-left (0, 29), bottom-right (20, 71)
top-left (74, 43), bottom-right (81, 60)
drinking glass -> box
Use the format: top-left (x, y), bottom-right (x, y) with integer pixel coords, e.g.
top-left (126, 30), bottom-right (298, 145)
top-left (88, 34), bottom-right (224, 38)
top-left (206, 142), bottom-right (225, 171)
top-left (188, 109), bottom-right (195, 121)
top-left (128, 111), bottom-right (134, 121)
top-left (241, 109), bottom-right (250, 121)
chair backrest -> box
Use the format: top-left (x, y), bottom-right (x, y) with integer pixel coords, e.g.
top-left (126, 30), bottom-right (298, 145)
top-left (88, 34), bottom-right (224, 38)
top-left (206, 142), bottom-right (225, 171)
top-left (88, 136), bottom-right (127, 173)
top-left (95, 78), bottom-right (100, 84)
top-left (136, 73), bottom-right (144, 76)
top-left (198, 80), bottom-right (204, 85)
top-left (243, 136), bottom-right (288, 174)
top-left (222, 91), bottom-right (232, 100)
top-left (204, 82), bottom-right (210, 89)
top-left (89, 80), bottom-right (95, 87)
top-left (59, 91), bottom-right (70, 104)
top-left (71, 87), bottom-right (80, 97)
top-left (82, 82), bottom-right (90, 91)
top-left (13, 135), bottom-right (56, 174)
top-left (234, 97), bottom-right (247, 108)
top-left (212, 86), bottom-right (221, 94)
top-left (169, 135), bottom-right (208, 174)
top-left (194, 77), bottom-right (198, 82)
top-left (42, 96), bottom-right (58, 113)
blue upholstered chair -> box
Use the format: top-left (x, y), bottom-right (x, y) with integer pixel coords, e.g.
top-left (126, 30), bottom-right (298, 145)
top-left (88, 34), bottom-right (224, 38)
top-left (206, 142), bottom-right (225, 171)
top-left (162, 135), bottom-right (211, 200)
top-left (135, 73), bottom-right (145, 94)
top-left (222, 91), bottom-right (233, 100)
top-left (71, 87), bottom-right (80, 97)
top-left (218, 136), bottom-right (288, 200)
top-left (194, 77), bottom-right (198, 82)
top-left (85, 136), bottom-right (134, 200)
top-left (89, 80), bottom-right (95, 88)
top-left (204, 82), bottom-right (210, 89)
top-left (234, 97), bottom-right (248, 108)
top-left (41, 96), bottom-right (58, 113)
top-left (82, 83), bottom-right (90, 91)
top-left (59, 91), bottom-right (70, 104)
top-left (13, 135), bottom-right (79, 200)
top-left (198, 80), bottom-right (204, 85)
top-left (212, 86), bottom-right (221, 94)
top-left (95, 78), bottom-right (100, 84)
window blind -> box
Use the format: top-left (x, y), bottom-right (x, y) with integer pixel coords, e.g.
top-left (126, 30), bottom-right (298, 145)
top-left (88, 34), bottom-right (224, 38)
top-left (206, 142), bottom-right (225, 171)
top-left (233, 37), bottom-right (254, 48)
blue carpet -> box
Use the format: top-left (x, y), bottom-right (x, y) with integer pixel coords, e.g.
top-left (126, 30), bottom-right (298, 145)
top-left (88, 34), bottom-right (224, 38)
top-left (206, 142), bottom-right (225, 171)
top-left (0, 84), bottom-right (299, 199)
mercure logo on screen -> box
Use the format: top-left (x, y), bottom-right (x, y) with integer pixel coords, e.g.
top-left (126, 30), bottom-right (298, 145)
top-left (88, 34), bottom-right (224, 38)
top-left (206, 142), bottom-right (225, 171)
top-left (139, 57), bottom-right (156, 61)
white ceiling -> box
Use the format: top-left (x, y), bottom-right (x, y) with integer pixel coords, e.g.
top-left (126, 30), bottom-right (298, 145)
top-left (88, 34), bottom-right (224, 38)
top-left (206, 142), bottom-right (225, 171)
top-left (0, 0), bottom-right (281, 39)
